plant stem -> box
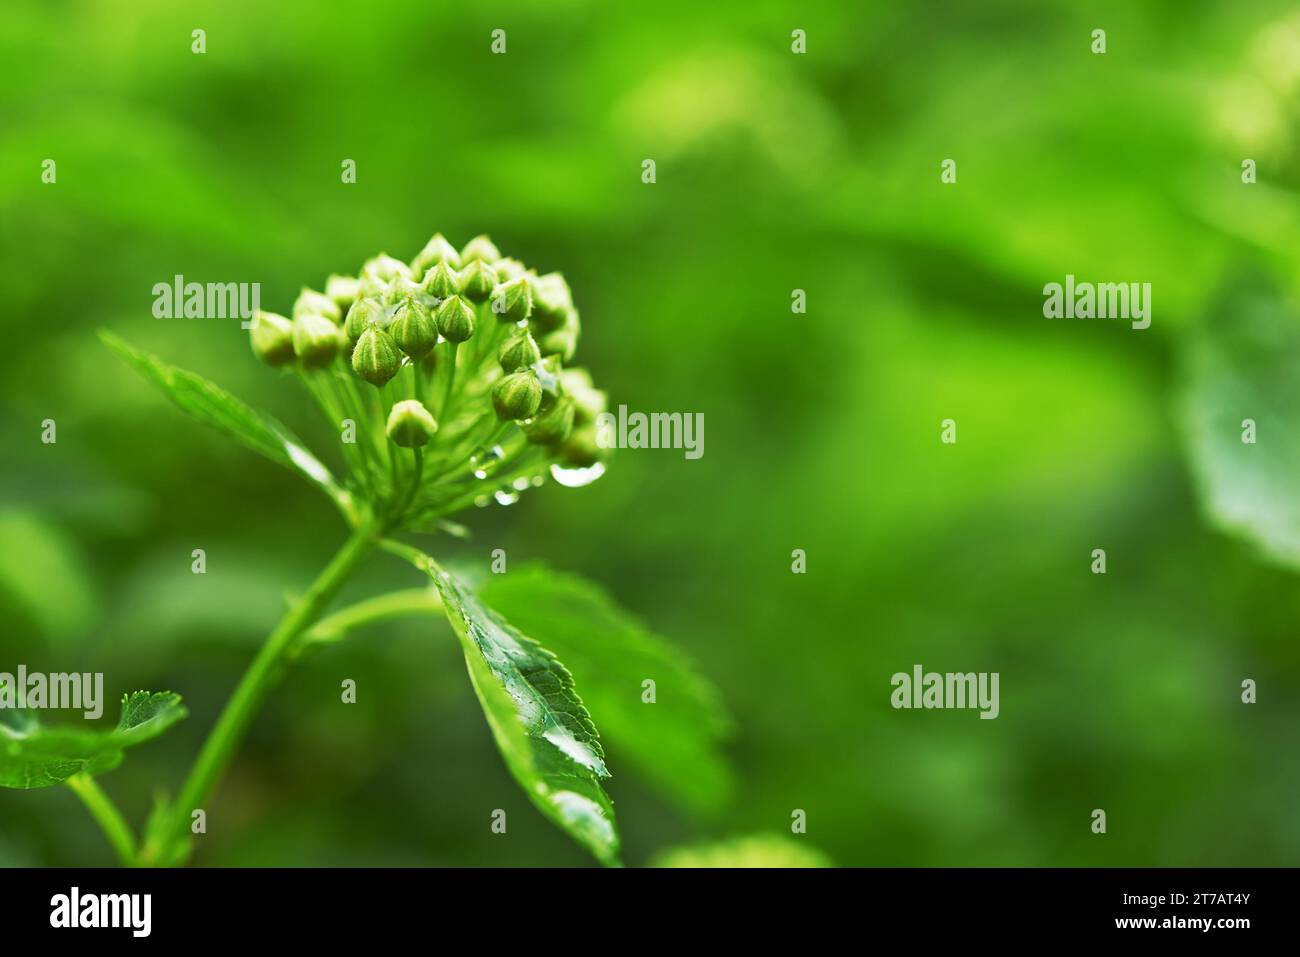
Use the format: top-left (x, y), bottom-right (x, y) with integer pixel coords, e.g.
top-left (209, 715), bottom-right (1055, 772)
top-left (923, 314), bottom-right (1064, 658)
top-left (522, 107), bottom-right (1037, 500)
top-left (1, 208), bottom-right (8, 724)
top-left (389, 446), bottom-right (423, 526)
top-left (155, 517), bottom-right (380, 864)
top-left (292, 587), bottom-right (443, 655)
top-left (426, 421), bottom-right (518, 486)
top-left (439, 342), bottom-right (460, 421)
top-left (429, 449), bottom-right (546, 515)
top-left (305, 368), bottom-right (373, 498)
top-left (66, 774), bottom-right (137, 867)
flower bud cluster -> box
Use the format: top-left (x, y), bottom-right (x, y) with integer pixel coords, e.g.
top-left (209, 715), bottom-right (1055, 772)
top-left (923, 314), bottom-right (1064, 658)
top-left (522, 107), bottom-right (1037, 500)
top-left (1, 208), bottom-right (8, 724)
top-left (249, 233), bottom-right (609, 527)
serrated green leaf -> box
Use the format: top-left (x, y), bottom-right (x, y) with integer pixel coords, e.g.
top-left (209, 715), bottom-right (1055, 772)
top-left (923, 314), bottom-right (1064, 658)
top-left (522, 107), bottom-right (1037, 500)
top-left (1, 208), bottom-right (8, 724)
top-left (481, 562), bottom-right (733, 814)
top-left (1182, 279), bottom-right (1300, 568)
top-left (99, 331), bottom-right (354, 519)
top-left (386, 543), bottom-right (620, 865)
top-left (0, 691), bottom-right (186, 789)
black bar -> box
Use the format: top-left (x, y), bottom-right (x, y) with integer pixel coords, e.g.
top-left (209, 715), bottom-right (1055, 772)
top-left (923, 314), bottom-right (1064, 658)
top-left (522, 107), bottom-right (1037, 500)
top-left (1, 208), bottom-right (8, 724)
top-left (0, 867), bottom-right (1288, 942)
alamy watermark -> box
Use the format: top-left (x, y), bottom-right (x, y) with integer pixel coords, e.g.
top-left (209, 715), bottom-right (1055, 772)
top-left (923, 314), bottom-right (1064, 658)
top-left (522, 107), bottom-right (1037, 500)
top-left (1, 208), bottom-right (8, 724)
top-left (1042, 274), bottom-right (1151, 330)
top-left (152, 275), bottom-right (261, 328)
top-left (890, 664), bottom-right (999, 719)
top-left (0, 666), bottom-right (104, 719)
top-left (50, 887), bottom-right (151, 937)
top-left (595, 405), bottom-right (704, 460)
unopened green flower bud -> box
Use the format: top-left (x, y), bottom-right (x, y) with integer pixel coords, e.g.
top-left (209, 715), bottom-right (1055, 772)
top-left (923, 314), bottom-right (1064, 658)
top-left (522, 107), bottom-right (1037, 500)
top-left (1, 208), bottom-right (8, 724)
top-left (457, 259), bottom-right (498, 303)
top-left (293, 312), bottom-right (346, 368)
top-left (537, 310), bottom-right (579, 361)
top-left (386, 399), bottom-right (438, 447)
top-left (362, 253), bottom-right (412, 285)
top-left (435, 295), bottom-right (476, 343)
top-left (390, 300), bottom-right (438, 358)
top-left (531, 272), bottom-right (573, 331)
top-left (495, 258), bottom-right (527, 282)
top-left (420, 260), bottom-right (459, 300)
top-left (249, 310), bottom-right (295, 366)
top-left (522, 396), bottom-right (576, 446)
top-left (352, 326), bottom-right (402, 386)
top-left (357, 273), bottom-right (387, 300)
top-left (326, 274), bottom-right (361, 311)
top-left (460, 234), bottom-right (501, 264)
top-left (560, 368), bottom-right (607, 425)
top-left (411, 233), bottom-right (462, 276)
top-left (344, 296), bottom-right (385, 342)
top-left (382, 275), bottom-right (422, 307)
top-left (343, 297), bottom-right (382, 338)
top-left (293, 287), bottom-right (341, 324)
top-left (492, 370), bottom-right (543, 420)
top-left (498, 332), bottom-right (541, 372)
top-left (491, 275), bottom-right (532, 321)
top-left (558, 424), bottom-right (604, 467)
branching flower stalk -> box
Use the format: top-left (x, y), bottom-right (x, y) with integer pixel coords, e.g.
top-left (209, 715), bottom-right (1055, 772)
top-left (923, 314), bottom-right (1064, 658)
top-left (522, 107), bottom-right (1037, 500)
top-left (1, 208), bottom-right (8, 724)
top-left (114, 234), bottom-right (610, 866)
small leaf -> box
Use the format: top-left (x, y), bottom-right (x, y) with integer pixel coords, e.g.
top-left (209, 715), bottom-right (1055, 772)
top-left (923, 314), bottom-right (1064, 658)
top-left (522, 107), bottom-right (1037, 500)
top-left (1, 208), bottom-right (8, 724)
top-left (1182, 279), bottom-right (1300, 568)
top-left (292, 587), bottom-right (441, 655)
top-left (99, 331), bottom-right (354, 519)
top-left (652, 833), bottom-right (832, 868)
top-left (139, 793), bottom-right (192, 867)
top-left (115, 690), bottom-right (187, 743)
top-left (0, 691), bottom-right (186, 789)
top-left (481, 562), bottom-right (733, 814)
top-left (386, 542), bottom-right (620, 865)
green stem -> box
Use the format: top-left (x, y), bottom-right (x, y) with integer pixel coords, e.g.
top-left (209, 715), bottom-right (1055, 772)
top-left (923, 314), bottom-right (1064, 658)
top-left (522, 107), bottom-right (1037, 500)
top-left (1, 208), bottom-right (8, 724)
top-left (471, 302), bottom-right (509, 368)
top-left (313, 368), bottom-right (374, 498)
top-left (439, 342), bottom-right (460, 421)
top-left (292, 587), bottom-right (443, 655)
top-left (380, 380), bottom-right (402, 498)
top-left (66, 774), bottom-right (137, 867)
top-left (427, 420), bottom-right (516, 485)
top-left (392, 447), bottom-right (424, 525)
top-left (345, 372), bottom-right (386, 460)
top-left (153, 517), bottom-right (380, 864)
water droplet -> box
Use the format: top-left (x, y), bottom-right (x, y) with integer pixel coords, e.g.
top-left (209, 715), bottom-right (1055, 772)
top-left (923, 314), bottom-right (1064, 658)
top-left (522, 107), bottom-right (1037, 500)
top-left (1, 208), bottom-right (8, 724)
top-left (494, 490), bottom-right (520, 506)
top-left (469, 444), bottom-right (506, 480)
top-left (512, 477), bottom-right (530, 491)
top-left (550, 462), bottom-right (606, 488)
top-left (474, 494), bottom-right (490, 508)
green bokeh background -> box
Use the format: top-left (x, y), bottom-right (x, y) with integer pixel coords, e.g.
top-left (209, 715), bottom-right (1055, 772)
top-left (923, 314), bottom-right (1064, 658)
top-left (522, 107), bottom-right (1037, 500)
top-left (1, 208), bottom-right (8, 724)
top-left (3, 0), bottom-right (1300, 866)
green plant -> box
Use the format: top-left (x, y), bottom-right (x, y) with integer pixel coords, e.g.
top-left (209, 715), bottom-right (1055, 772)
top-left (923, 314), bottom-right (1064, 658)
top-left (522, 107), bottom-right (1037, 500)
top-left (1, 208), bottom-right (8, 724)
top-left (1, 234), bottom-right (729, 867)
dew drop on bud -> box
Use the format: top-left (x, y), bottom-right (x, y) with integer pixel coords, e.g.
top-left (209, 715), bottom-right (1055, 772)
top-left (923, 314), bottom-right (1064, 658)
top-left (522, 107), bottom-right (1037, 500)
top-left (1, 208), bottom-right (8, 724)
top-left (549, 462), bottom-right (606, 488)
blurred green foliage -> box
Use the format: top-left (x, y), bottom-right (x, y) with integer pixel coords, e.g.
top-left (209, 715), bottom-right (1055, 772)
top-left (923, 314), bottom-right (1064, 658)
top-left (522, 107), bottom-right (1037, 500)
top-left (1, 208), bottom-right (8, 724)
top-left (3, 0), bottom-right (1300, 866)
